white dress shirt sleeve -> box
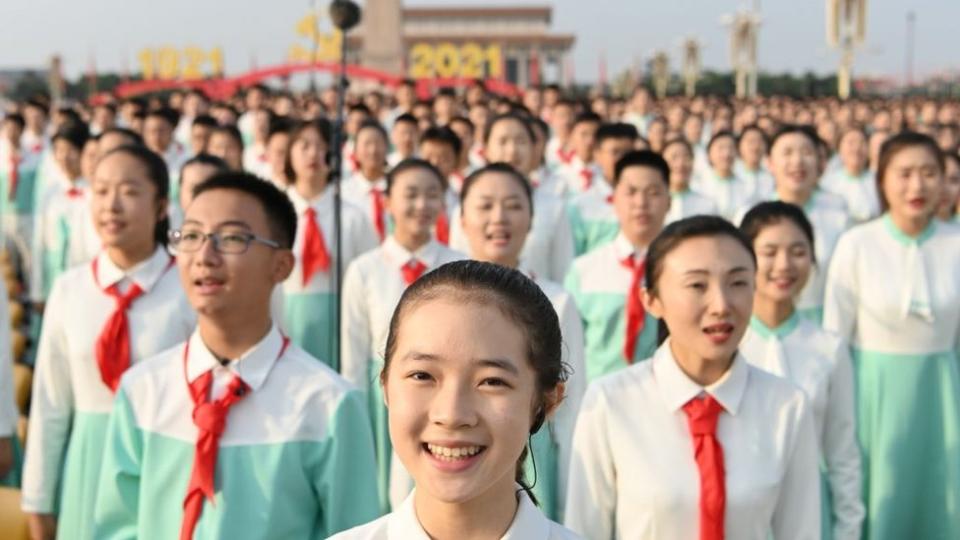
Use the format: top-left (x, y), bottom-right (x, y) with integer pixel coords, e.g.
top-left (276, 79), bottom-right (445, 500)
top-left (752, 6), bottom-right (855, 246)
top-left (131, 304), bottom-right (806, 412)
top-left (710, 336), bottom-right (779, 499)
top-left (822, 234), bottom-right (858, 342)
top-left (340, 260), bottom-right (372, 398)
top-left (823, 340), bottom-right (865, 540)
top-left (0, 279), bottom-right (16, 437)
top-left (771, 392), bottom-right (822, 540)
top-left (553, 293), bottom-right (586, 521)
top-left (21, 278), bottom-right (75, 513)
top-left (563, 384), bottom-right (617, 540)
top-left (548, 205), bottom-right (575, 283)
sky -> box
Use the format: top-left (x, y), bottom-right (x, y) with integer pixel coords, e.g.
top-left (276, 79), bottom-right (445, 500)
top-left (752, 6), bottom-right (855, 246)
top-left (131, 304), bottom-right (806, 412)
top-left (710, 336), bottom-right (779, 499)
top-left (0, 0), bottom-right (956, 84)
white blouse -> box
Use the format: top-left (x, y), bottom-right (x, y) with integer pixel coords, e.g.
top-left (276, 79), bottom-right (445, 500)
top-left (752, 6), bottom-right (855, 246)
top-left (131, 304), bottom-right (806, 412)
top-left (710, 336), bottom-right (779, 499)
top-left (739, 315), bottom-right (864, 540)
top-left (564, 340), bottom-right (821, 540)
top-left (331, 487), bottom-right (582, 540)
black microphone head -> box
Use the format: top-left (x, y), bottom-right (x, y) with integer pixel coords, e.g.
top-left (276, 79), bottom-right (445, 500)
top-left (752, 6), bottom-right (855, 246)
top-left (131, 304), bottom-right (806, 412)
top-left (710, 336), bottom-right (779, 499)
top-left (329, 0), bottom-right (362, 31)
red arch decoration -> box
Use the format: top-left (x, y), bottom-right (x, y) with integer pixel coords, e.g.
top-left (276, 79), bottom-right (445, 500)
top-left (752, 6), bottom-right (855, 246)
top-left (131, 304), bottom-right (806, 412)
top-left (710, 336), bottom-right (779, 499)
top-left (113, 62), bottom-right (521, 100)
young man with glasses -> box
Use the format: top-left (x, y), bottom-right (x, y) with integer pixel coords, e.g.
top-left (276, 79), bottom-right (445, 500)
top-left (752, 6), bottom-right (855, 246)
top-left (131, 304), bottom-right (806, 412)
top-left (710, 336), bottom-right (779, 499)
top-left (93, 172), bottom-right (380, 539)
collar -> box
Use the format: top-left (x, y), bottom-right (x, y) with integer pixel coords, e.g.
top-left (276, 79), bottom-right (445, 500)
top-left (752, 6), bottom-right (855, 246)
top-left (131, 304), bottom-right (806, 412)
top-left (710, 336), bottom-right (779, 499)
top-left (390, 487), bottom-right (549, 540)
top-left (749, 312), bottom-right (800, 340)
top-left (382, 236), bottom-right (441, 267)
top-left (351, 172), bottom-right (387, 193)
top-left (94, 246), bottom-right (173, 292)
top-left (286, 185), bottom-right (332, 214)
top-left (185, 323), bottom-right (284, 392)
top-left (613, 232), bottom-right (645, 261)
top-left (882, 213), bottom-right (936, 246)
top-left (652, 338), bottom-right (749, 416)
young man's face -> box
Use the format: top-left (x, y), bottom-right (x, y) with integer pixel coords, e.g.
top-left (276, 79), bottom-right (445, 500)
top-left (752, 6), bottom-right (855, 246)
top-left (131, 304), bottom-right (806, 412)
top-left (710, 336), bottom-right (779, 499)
top-left (391, 122), bottom-right (419, 156)
top-left (570, 122), bottom-right (599, 162)
top-left (190, 125), bottom-right (212, 156)
top-left (1, 122), bottom-right (22, 145)
top-left (143, 117), bottom-right (173, 154)
top-left (594, 137), bottom-right (635, 182)
top-left (53, 139), bottom-right (81, 178)
top-left (419, 141), bottom-right (457, 178)
top-left (177, 188), bottom-right (293, 322)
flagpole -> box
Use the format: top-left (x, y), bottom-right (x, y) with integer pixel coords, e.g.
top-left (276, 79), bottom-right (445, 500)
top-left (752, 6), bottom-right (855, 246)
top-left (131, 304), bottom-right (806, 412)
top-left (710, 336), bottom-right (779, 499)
top-left (328, 0), bottom-right (361, 369)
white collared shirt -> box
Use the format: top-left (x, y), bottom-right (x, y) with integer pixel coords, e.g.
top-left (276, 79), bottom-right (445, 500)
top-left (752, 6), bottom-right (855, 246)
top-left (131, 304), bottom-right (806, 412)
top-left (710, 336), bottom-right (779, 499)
top-left (341, 173), bottom-right (388, 239)
top-left (693, 170), bottom-right (755, 221)
top-left (666, 188), bottom-right (720, 224)
top-left (242, 142), bottom-right (271, 180)
top-left (340, 237), bottom-right (465, 397)
top-left (331, 487), bottom-right (582, 540)
top-left (22, 247), bottom-right (195, 512)
top-left (739, 315), bottom-right (864, 540)
top-left (564, 340), bottom-right (821, 540)
top-left (284, 186), bottom-right (378, 294)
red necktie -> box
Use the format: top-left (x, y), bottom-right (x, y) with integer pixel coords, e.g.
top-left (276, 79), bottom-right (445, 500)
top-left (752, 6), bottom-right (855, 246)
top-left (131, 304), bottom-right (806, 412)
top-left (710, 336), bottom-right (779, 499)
top-left (401, 259), bottom-right (427, 285)
top-left (348, 151), bottom-right (360, 172)
top-left (93, 264), bottom-right (145, 393)
top-left (179, 336), bottom-right (290, 540)
top-left (66, 186), bottom-right (84, 198)
top-left (435, 213), bottom-right (449, 245)
top-left (300, 207), bottom-right (330, 286)
top-left (579, 168), bottom-right (593, 191)
top-left (558, 148), bottom-right (574, 165)
top-left (7, 154), bottom-right (19, 202)
top-left (620, 254), bottom-right (646, 363)
top-left (682, 395), bottom-right (726, 540)
top-left (371, 188), bottom-right (386, 241)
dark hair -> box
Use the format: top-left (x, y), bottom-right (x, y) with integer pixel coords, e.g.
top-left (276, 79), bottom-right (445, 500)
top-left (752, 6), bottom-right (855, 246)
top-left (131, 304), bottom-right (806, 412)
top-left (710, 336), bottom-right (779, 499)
top-left (595, 122), bottom-right (639, 147)
top-left (706, 130), bottom-right (736, 154)
top-left (876, 131), bottom-right (945, 211)
top-left (97, 127), bottom-right (144, 147)
top-left (381, 260), bottom-right (568, 506)
top-left (387, 158), bottom-right (447, 194)
top-left (284, 119), bottom-right (332, 182)
top-left (460, 162), bottom-right (534, 216)
top-left (52, 123), bottom-right (90, 151)
top-left (449, 115), bottom-right (475, 132)
top-left (145, 107), bottom-right (179, 128)
top-left (662, 137), bottom-right (693, 156)
top-left (392, 113), bottom-right (418, 128)
top-left (356, 118), bottom-right (388, 143)
top-left (2, 113), bottom-right (25, 130)
top-left (98, 144), bottom-right (171, 247)
top-left (483, 112), bottom-right (535, 145)
top-left (420, 126), bottom-right (462, 157)
top-left (613, 150), bottom-right (670, 188)
top-left (191, 171), bottom-right (297, 249)
top-left (210, 125), bottom-right (244, 150)
top-left (739, 201), bottom-right (817, 264)
top-left (348, 103), bottom-right (373, 117)
top-left (267, 115), bottom-right (295, 141)
top-left (179, 153), bottom-right (229, 185)
top-left (768, 124), bottom-right (820, 156)
top-left (191, 114), bottom-right (218, 129)
top-left (571, 112), bottom-right (602, 130)
top-left (737, 124), bottom-right (768, 153)
top-left (645, 216), bottom-right (756, 345)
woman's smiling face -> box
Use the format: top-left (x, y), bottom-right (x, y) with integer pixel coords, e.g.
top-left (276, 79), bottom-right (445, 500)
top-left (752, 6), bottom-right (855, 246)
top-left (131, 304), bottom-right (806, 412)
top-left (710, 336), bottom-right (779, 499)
top-left (384, 295), bottom-right (539, 505)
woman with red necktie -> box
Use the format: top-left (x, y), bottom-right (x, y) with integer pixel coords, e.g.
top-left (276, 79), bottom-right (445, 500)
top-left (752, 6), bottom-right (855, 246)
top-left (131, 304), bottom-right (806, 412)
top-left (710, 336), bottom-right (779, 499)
top-left (21, 144), bottom-right (195, 540)
top-left (564, 215), bottom-right (821, 540)
top-left (280, 119), bottom-right (377, 371)
top-left (341, 158), bottom-right (465, 513)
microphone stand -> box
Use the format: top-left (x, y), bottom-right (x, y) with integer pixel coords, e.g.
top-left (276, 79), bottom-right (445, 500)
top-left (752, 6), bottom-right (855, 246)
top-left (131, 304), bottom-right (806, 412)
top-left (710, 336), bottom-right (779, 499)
top-left (328, 0), bottom-right (361, 370)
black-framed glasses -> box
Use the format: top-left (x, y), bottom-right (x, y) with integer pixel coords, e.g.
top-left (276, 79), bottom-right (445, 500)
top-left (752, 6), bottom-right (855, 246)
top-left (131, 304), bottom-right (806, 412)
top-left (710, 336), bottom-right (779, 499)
top-left (168, 229), bottom-right (281, 254)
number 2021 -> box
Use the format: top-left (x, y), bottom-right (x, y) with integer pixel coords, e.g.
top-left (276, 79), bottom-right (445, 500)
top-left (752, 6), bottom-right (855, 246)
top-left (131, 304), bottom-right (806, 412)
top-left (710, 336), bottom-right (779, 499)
top-left (408, 43), bottom-right (503, 79)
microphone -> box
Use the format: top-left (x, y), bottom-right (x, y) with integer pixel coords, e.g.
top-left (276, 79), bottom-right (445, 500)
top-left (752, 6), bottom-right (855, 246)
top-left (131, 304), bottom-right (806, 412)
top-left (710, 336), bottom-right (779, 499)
top-left (329, 0), bottom-right (362, 31)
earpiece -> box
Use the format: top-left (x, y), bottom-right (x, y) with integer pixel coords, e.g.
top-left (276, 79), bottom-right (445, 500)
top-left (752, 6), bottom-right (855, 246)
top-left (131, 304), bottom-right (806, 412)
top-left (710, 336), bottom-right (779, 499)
top-left (530, 407), bottom-right (546, 435)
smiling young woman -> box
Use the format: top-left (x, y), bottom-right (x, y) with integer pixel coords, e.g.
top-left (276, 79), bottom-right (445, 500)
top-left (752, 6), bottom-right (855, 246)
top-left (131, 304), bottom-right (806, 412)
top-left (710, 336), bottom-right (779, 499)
top-left (823, 132), bottom-right (960, 539)
top-left (738, 201), bottom-right (863, 540)
top-left (331, 260), bottom-right (581, 540)
top-left (564, 215), bottom-right (821, 540)
top-left (21, 145), bottom-right (196, 540)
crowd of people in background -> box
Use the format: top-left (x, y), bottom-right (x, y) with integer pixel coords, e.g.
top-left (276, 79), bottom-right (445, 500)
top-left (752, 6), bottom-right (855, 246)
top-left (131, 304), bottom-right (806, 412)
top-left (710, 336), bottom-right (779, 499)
top-left (0, 78), bottom-right (957, 539)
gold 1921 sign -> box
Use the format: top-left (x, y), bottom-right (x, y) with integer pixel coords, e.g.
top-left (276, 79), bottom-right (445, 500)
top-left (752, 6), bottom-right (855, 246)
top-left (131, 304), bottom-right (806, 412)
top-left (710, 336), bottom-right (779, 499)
top-left (138, 47), bottom-right (224, 80)
top-left (408, 43), bottom-right (503, 79)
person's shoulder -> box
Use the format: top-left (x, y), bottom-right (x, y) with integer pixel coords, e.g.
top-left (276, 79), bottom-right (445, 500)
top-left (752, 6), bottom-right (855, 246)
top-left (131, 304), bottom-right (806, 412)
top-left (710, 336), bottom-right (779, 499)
top-left (573, 240), bottom-right (616, 269)
top-left (437, 245), bottom-right (467, 264)
top-left (589, 360), bottom-right (654, 399)
top-left (117, 341), bottom-right (186, 395)
top-left (326, 513), bottom-right (390, 539)
top-left (277, 343), bottom-right (358, 398)
top-left (548, 521), bottom-right (586, 540)
top-left (745, 362), bottom-right (807, 411)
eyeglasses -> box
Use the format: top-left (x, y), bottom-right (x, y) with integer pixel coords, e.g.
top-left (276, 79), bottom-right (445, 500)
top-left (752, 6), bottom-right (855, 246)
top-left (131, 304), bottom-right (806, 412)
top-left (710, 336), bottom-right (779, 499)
top-left (168, 229), bottom-right (281, 254)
